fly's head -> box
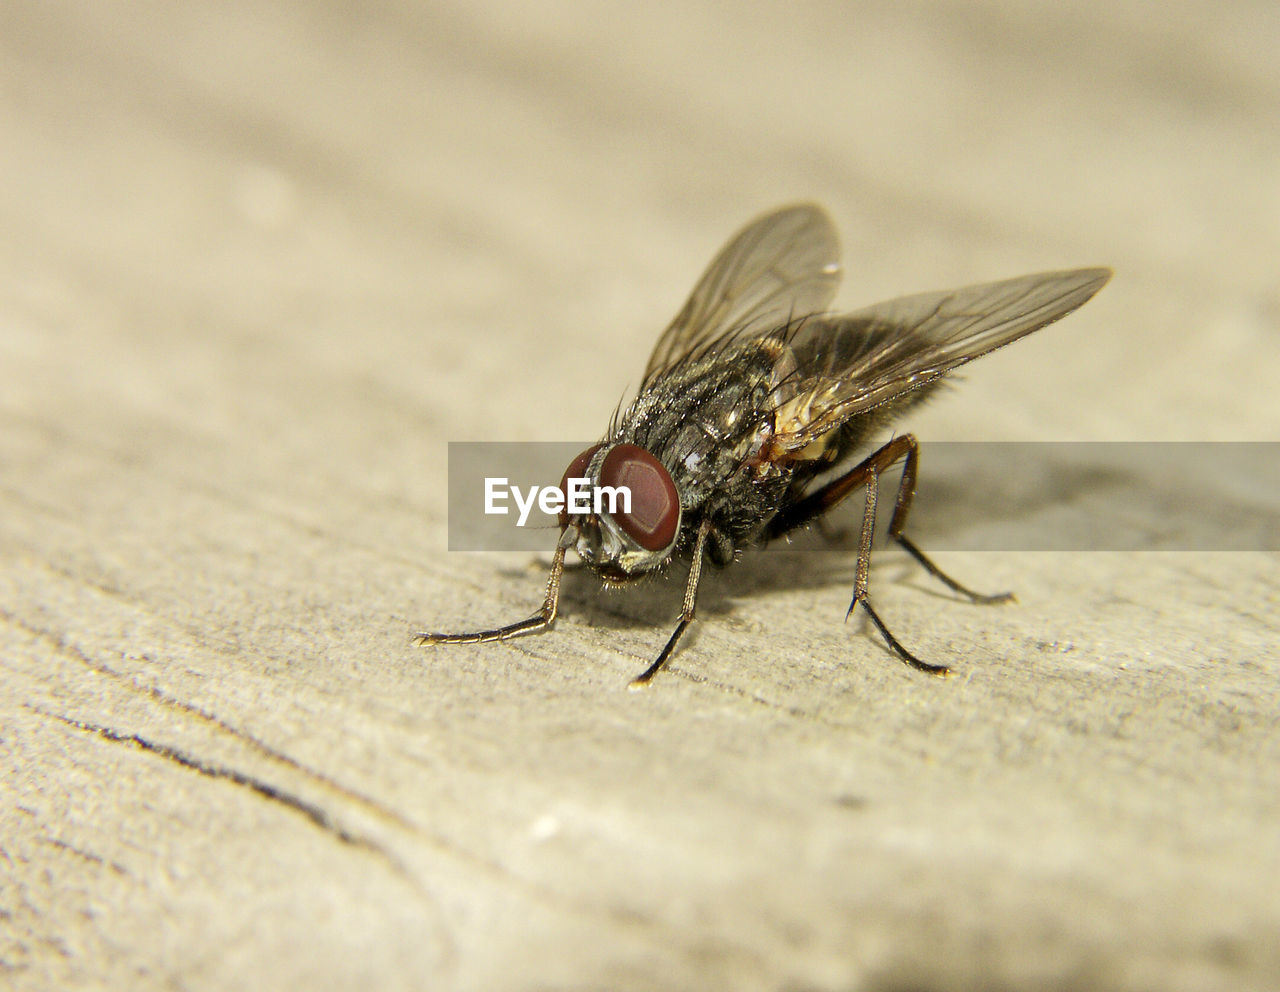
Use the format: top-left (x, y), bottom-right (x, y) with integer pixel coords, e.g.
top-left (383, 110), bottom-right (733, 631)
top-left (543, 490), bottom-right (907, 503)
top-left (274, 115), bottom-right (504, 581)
top-left (557, 443), bottom-right (682, 584)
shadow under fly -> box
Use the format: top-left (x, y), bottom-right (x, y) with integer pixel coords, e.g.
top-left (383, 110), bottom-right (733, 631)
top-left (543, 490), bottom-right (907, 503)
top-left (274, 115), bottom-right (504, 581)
top-left (419, 204), bottom-right (1109, 687)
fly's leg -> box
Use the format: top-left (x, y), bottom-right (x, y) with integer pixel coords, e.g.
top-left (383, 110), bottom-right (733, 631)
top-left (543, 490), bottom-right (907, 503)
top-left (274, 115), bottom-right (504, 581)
top-left (416, 544), bottom-right (567, 645)
top-left (842, 440), bottom-right (948, 675)
top-left (628, 520), bottom-right (713, 689)
top-left (884, 437), bottom-right (1013, 606)
top-left (765, 435), bottom-right (1011, 675)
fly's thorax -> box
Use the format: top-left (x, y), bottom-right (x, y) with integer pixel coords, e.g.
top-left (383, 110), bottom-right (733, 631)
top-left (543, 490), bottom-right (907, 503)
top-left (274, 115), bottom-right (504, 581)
top-left (619, 340), bottom-right (782, 502)
top-left (557, 442), bottom-right (682, 581)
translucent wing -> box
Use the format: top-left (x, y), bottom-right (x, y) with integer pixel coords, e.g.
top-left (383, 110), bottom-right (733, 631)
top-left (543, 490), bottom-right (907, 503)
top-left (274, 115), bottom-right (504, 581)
top-left (643, 204), bottom-right (842, 384)
top-left (770, 267), bottom-right (1112, 450)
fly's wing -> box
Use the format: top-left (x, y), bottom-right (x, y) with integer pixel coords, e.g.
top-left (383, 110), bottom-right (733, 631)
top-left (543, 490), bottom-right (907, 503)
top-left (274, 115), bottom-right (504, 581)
top-left (770, 267), bottom-right (1112, 451)
top-left (642, 204), bottom-right (842, 385)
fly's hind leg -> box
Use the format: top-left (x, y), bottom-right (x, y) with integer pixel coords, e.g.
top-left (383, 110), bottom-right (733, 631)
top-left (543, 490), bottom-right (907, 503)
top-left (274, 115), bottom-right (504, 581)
top-left (765, 435), bottom-right (1012, 675)
top-left (882, 437), bottom-right (1013, 606)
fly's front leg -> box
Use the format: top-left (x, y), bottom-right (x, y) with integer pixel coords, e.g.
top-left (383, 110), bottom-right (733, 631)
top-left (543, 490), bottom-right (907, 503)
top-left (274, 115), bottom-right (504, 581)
top-left (416, 543), bottom-right (567, 645)
top-left (628, 519), bottom-right (713, 689)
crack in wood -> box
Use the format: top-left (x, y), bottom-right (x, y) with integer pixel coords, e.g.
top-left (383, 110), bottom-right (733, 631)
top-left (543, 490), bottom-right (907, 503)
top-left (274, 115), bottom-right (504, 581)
top-left (40, 708), bottom-right (390, 856)
top-left (5, 605), bottom-right (702, 939)
top-left (2, 601), bottom-right (421, 828)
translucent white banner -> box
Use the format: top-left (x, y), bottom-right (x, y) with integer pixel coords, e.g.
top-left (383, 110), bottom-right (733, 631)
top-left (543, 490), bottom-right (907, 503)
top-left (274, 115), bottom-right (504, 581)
top-left (446, 442), bottom-right (1279, 552)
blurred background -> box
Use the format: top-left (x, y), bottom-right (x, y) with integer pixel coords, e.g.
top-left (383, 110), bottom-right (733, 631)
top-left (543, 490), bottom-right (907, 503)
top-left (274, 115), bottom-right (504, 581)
top-left (4, 1), bottom-right (1277, 460)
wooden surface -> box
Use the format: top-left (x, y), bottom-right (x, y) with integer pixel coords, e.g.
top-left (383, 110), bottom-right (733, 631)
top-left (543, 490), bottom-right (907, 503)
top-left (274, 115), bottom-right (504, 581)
top-left (2, 2), bottom-right (1278, 990)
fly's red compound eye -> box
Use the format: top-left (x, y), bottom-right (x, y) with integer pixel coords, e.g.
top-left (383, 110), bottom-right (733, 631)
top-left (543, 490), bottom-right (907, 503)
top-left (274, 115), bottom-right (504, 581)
top-left (600, 444), bottom-right (680, 552)
top-left (558, 444), bottom-right (602, 527)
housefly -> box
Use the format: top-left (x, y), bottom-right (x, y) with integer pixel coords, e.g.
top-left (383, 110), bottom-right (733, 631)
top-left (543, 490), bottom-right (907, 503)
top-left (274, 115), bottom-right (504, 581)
top-left (419, 204), bottom-right (1110, 686)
